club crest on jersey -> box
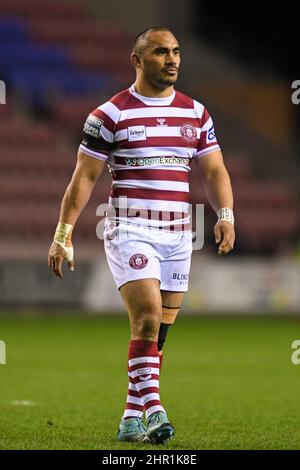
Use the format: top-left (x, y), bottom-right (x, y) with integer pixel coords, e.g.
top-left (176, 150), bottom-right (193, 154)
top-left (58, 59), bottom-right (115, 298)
top-left (180, 123), bottom-right (197, 143)
top-left (83, 115), bottom-right (103, 138)
top-left (129, 253), bottom-right (148, 270)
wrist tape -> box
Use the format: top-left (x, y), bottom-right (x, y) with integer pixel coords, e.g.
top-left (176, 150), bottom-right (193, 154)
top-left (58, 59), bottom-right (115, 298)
top-left (217, 207), bottom-right (234, 226)
top-left (54, 223), bottom-right (74, 262)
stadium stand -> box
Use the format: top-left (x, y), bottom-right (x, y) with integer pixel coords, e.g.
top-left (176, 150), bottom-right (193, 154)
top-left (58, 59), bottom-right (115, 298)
top-left (0, 1), bottom-right (298, 258)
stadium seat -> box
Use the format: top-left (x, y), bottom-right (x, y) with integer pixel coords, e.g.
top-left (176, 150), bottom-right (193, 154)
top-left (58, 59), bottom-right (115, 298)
top-left (0, 0), bottom-right (84, 20)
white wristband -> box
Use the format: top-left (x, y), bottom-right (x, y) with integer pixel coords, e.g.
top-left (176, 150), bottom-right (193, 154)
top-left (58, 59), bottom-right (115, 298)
top-left (217, 207), bottom-right (234, 226)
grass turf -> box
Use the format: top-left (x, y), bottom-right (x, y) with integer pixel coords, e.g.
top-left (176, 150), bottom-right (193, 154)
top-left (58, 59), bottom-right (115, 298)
top-left (0, 313), bottom-right (300, 450)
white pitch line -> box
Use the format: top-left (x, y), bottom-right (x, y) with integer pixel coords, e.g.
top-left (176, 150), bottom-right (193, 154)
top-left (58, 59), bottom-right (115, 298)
top-left (11, 400), bottom-right (39, 407)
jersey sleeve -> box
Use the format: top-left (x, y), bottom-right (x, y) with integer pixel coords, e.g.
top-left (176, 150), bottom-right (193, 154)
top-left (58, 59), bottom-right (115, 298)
top-left (195, 107), bottom-right (221, 159)
top-left (79, 101), bottom-right (119, 161)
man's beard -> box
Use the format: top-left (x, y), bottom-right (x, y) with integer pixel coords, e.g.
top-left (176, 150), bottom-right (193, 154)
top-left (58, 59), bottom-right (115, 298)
top-left (151, 73), bottom-right (178, 89)
top-left (157, 76), bottom-right (177, 87)
top-left (145, 67), bottom-right (178, 89)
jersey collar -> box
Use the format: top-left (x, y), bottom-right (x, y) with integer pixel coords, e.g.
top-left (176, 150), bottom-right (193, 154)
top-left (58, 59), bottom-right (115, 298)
top-left (129, 85), bottom-right (176, 106)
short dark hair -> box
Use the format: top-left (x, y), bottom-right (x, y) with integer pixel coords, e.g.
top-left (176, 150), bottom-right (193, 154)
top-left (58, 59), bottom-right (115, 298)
top-left (133, 26), bottom-right (174, 54)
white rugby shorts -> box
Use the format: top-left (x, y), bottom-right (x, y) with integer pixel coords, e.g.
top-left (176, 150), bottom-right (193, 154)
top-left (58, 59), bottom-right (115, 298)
top-left (103, 221), bottom-right (193, 292)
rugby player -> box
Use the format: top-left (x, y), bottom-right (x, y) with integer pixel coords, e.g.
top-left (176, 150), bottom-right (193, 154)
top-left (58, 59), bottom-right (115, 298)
top-left (48, 27), bottom-right (235, 444)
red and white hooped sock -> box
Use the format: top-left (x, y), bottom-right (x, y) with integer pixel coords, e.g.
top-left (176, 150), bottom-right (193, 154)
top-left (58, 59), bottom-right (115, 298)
top-left (123, 339), bottom-right (165, 420)
top-left (123, 348), bottom-right (164, 420)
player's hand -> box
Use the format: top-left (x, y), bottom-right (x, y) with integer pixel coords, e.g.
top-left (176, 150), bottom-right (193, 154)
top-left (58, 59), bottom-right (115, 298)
top-left (48, 241), bottom-right (74, 279)
top-left (214, 220), bottom-right (235, 255)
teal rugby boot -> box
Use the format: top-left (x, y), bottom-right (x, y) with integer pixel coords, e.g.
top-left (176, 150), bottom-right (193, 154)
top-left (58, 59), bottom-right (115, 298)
top-left (117, 417), bottom-right (148, 442)
top-left (146, 412), bottom-right (175, 444)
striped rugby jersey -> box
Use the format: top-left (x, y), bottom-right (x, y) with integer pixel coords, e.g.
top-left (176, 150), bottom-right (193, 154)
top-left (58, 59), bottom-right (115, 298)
top-left (79, 85), bottom-right (221, 230)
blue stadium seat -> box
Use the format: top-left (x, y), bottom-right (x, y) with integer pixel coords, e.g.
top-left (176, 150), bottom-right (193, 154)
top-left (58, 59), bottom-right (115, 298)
top-left (0, 18), bottom-right (28, 42)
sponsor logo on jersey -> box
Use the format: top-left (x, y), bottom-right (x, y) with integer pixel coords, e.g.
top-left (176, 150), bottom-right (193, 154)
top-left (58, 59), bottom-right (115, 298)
top-left (83, 115), bottom-right (103, 138)
top-left (128, 125), bottom-right (147, 142)
top-left (124, 156), bottom-right (190, 167)
top-left (129, 253), bottom-right (148, 270)
top-left (206, 125), bottom-right (216, 144)
top-left (156, 118), bottom-right (167, 127)
top-left (180, 123), bottom-right (198, 143)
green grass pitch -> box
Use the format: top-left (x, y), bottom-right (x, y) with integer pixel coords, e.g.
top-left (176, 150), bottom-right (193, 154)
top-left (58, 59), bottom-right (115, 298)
top-left (0, 313), bottom-right (300, 450)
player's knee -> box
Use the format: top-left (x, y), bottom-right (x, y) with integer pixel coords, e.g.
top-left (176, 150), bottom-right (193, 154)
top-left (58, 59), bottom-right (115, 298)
top-left (158, 323), bottom-right (171, 351)
top-left (135, 309), bottom-right (161, 339)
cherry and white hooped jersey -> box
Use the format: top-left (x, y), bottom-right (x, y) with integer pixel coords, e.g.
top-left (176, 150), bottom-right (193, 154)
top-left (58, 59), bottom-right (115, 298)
top-left (79, 85), bottom-right (220, 230)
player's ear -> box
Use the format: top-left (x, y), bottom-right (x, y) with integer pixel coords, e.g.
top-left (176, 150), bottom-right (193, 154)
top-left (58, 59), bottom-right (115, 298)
top-left (131, 52), bottom-right (142, 68)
